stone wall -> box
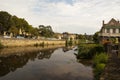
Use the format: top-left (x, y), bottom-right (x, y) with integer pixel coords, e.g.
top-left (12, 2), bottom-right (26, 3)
top-left (0, 38), bottom-right (65, 47)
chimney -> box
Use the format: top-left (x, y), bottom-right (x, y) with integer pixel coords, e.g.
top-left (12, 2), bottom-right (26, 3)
top-left (102, 20), bottom-right (105, 26)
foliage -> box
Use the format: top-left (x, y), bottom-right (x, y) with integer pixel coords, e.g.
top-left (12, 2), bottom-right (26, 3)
top-left (77, 43), bottom-right (108, 80)
top-left (93, 32), bottom-right (100, 43)
top-left (0, 11), bottom-right (55, 38)
top-left (39, 25), bottom-right (54, 38)
top-left (65, 38), bottom-right (73, 47)
top-left (93, 53), bottom-right (108, 80)
top-left (0, 11), bottom-right (13, 32)
top-left (77, 44), bottom-right (104, 59)
top-left (93, 53), bottom-right (108, 65)
top-left (94, 63), bottom-right (106, 80)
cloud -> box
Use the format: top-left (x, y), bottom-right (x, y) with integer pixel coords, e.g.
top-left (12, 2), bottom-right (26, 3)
top-left (0, 0), bottom-right (120, 34)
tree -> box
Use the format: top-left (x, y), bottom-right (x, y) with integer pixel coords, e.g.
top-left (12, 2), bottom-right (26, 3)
top-left (0, 11), bottom-right (13, 31)
top-left (8, 26), bottom-right (18, 36)
top-left (39, 25), bottom-right (54, 37)
top-left (93, 31), bottom-right (100, 43)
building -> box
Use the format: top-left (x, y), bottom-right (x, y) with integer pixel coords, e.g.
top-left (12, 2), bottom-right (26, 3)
top-left (99, 18), bottom-right (120, 43)
top-left (55, 32), bottom-right (77, 40)
top-left (55, 33), bottom-right (63, 40)
top-left (63, 32), bottom-right (77, 40)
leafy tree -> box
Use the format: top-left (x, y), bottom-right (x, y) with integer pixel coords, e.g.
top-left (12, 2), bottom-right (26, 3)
top-left (8, 26), bottom-right (18, 36)
top-left (39, 25), bottom-right (54, 37)
top-left (0, 11), bottom-right (13, 31)
top-left (78, 34), bottom-right (85, 40)
top-left (93, 31), bottom-right (100, 43)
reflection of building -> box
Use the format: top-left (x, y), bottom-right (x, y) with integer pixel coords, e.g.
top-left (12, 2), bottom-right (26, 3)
top-left (99, 18), bottom-right (120, 43)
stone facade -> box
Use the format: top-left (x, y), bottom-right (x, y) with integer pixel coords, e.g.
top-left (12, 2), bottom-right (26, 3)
top-left (63, 32), bottom-right (77, 40)
top-left (55, 32), bottom-right (77, 40)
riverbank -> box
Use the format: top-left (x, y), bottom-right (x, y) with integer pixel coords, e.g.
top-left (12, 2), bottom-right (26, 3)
top-left (0, 45), bottom-right (65, 57)
top-left (100, 53), bottom-right (120, 80)
top-left (0, 38), bottom-right (65, 47)
top-left (76, 43), bottom-right (108, 80)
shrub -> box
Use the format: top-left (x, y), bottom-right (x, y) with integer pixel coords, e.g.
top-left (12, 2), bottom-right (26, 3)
top-left (93, 53), bottom-right (108, 65)
top-left (93, 53), bottom-right (108, 80)
top-left (94, 63), bottom-right (106, 80)
top-left (77, 44), bottom-right (105, 59)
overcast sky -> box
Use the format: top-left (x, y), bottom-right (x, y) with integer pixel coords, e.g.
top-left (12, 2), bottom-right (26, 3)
top-left (0, 0), bottom-right (120, 34)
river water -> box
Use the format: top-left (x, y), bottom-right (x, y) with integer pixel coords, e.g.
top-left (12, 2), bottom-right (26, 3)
top-left (0, 46), bottom-right (93, 80)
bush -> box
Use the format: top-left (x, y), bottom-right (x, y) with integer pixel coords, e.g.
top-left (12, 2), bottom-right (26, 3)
top-left (77, 44), bottom-right (105, 59)
top-left (94, 63), bottom-right (106, 80)
top-left (93, 53), bottom-right (108, 65)
top-left (93, 53), bottom-right (108, 80)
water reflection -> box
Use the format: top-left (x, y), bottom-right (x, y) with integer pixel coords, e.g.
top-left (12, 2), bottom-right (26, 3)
top-left (0, 46), bottom-right (93, 80)
top-left (62, 46), bottom-right (75, 52)
top-left (38, 49), bottom-right (55, 59)
top-left (0, 48), bottom-right (56, 77)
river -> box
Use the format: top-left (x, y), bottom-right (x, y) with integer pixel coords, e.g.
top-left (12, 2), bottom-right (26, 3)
top-left (0, 46), bottom-right (93, 80)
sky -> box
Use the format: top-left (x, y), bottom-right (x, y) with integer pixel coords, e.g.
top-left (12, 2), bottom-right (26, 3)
top-left (0, 0), bottom-right (120, 34)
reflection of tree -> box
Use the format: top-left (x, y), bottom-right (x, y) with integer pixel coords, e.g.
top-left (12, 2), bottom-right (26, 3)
top-left (74, 54), bottom-right (93, 66)
top-left (0, 51), bottom-right (38, 77)
top-left (37, 49), bottom-right (55, 59)
top-left (0, 55), bottom-right (29, 77)
top-left (0, 48), bottom-right (56, 77)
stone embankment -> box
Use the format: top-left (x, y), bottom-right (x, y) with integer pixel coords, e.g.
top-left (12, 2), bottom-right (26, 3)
top-left (0, 38), bottom-right (65, 47)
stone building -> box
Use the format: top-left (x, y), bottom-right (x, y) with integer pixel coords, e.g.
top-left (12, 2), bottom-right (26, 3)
top-left (99, 18), bottom-right (120, 43)
top-left (55, 32), bottom-right (77, 40)
top-left (55, 33), bottom-right (63, 40)
top-left (63, 32), bottom-right (77, 40)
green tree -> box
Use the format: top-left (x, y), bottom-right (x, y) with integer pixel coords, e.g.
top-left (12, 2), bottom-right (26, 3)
top-left (39, 25), bottom-right (54, 37)
top-left (8, 26), bottom-right (18, 36)
top-left (0, 11), bottom-right (14, 32)
top-left (93, 31), bottom-right (100, 43)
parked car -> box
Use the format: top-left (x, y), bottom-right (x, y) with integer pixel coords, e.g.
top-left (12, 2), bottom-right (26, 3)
top-left (16, 36), bottom-right (24, 39)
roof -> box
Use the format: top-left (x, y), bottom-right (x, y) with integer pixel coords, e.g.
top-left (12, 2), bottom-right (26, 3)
top-left (103, 18), bottom-right (120, 28)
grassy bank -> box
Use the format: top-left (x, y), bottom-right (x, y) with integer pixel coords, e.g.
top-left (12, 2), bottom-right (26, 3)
top-left (76, 43), bottom-right (108, 80)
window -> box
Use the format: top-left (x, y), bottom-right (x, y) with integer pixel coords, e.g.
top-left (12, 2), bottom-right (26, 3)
top-left (113, 29), bottom-right (116, 33)
top-left (119, 29), bottom-right (120, 33)
top-left (107, 29), bottom-right (110, 33)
